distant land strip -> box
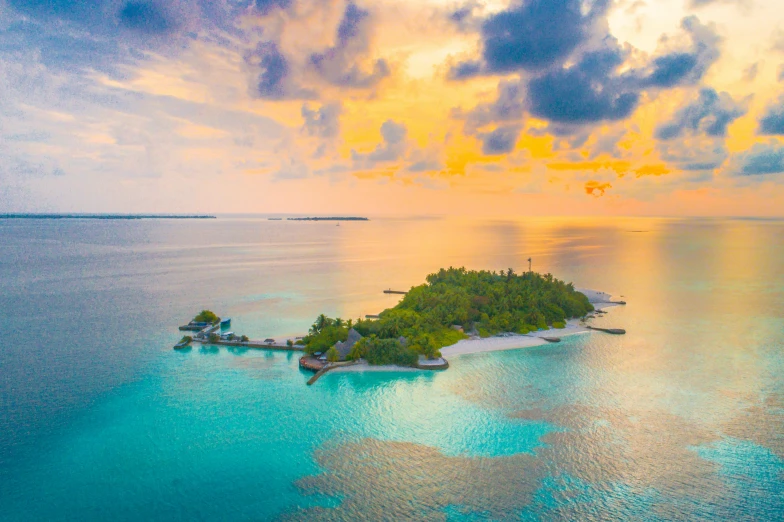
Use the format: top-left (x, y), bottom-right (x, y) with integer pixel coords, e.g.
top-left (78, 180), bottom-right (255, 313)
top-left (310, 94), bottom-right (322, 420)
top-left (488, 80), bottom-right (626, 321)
top-left (0, 214), bottom-right (217, 220)
top-left (285, 216), bottom-right (369, 221)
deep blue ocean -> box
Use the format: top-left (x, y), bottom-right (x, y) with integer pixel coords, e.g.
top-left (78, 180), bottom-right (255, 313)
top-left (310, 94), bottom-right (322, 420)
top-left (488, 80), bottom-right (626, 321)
top-left (1, 216), bottom-right (782, 520)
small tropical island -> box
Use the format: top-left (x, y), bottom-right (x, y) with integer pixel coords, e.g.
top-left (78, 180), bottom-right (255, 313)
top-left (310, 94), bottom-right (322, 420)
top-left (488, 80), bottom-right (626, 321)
top-left (174, 268), bottom-right (625, 383)
top-left (297, 267), bottom-right (624, 382)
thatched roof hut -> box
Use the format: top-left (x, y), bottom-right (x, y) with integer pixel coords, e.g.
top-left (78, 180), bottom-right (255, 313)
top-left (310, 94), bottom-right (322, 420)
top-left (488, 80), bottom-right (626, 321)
top-left (333, 328), bottom-right (362, 360)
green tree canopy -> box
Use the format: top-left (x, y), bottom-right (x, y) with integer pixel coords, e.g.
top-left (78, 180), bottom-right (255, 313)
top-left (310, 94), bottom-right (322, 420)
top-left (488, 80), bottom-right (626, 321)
top-left (194, 310), bottom-right (219, 323)
top-left (304, 268), bottom-right (593, 366)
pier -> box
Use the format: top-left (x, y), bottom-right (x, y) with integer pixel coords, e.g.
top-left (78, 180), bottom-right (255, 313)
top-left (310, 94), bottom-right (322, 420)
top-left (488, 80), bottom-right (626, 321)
top-left (586, 326), bottom-right (626, 335)
top-left (383, 289), bottom-right (407, 295)
top-left (190, 338), bottom-right (304, 351)
top-left (306, 360), bottom-right (360, 385)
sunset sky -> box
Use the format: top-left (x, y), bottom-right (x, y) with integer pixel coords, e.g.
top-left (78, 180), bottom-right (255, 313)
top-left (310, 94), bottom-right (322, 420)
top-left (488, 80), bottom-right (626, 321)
top-left (1, 0), bottom-right (784, 216)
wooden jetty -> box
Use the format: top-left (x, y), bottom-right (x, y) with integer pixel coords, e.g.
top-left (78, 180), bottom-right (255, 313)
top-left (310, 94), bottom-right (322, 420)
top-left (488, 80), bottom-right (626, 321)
top-left (383, 289), bottom-right (407, 295)
top-left (306, 360), bottom-right (359, 385)
top-left (191, 338), bottom-right (305, 351)
top-left (586, 326), bottom-right (626, 335)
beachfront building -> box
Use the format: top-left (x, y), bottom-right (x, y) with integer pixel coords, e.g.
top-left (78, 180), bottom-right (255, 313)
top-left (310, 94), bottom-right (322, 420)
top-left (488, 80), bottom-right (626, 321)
top-left (334, 328), bottom-right (363, 361)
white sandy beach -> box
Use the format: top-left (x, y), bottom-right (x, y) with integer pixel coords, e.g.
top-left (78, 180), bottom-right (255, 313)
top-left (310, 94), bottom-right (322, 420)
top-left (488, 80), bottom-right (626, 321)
top-left (437, 288), bottom-right (621, 358)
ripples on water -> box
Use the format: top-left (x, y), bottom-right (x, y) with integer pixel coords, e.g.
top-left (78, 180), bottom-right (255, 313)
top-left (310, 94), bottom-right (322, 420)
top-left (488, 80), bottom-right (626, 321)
top-left (0, 216), bottom-right (782, 520)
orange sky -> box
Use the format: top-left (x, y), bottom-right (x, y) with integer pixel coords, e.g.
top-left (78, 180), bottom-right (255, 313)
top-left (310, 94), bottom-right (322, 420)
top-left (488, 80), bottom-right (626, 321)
top-left (1, 0), bottom-right (783, 215)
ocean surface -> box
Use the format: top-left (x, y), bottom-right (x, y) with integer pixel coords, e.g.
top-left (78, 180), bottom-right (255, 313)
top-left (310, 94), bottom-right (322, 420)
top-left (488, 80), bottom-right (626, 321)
top-left (0, 216), bottom-right (782, 521)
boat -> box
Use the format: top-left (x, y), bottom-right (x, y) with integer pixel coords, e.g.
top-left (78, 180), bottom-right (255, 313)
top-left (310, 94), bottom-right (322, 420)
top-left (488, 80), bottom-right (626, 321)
top-left (220, 318), bottom-right (231, 327)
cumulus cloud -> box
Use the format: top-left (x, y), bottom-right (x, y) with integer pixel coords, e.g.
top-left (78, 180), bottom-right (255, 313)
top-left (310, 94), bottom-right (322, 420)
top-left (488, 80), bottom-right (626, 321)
top-left (758, 96), bottom-right (784, 135)
top-left (352, 120), bottom-right (408, 166)
top-left (655, 88), bottom-right (748, 140)
top-left (244, 42), bottom-right (316, 100)
top-left (452, 80), bottom-right (526, 134)
top-left (734, 143), bottom-right (784, 176)
top-left (301, 102), bottom-right (342, 139)
top-left (449, 0), bottom-right (609, 79)
top-left (741, 62), bottom-right (759, 82)
top-left (308, 1), bottom-right (390, 88)
top-left (660, 140), bottom-right (728, 171)
top-left (650, 87), bottom-right (745, 177)
top-left (527, 42), bottom-right (640, 124)
top-left (640, 16), bottom-right (721, 88)
top-left (450, 12), bottom-right (722, 148)
top-left (477, 125), bottom-right (521, 155)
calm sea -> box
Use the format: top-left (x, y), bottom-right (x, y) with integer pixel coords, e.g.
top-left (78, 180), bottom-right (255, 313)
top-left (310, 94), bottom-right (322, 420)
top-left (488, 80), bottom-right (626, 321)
top-left (0, 216), bottom-right (782, 520)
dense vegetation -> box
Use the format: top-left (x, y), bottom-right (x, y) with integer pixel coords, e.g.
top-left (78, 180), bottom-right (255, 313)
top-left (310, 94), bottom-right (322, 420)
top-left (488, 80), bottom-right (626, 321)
top-left (302, 268), bottom-right (593, 366)
top-left (194, 310), bottom-right (220, 323)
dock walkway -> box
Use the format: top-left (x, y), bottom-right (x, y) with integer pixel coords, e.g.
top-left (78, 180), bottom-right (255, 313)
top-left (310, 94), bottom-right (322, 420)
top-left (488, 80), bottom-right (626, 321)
top-left (191, 338), bottom-right (305, 351)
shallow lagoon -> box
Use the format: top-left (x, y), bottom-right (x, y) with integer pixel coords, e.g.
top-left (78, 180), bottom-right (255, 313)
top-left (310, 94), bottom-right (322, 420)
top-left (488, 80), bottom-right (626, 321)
top-left (1, 216), bottom-right (782, 520)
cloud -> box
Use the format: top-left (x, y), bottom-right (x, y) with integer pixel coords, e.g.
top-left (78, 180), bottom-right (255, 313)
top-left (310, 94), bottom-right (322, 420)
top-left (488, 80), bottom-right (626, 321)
top-left (308, 1), bottom-right (390, 88)
top-left (770, 29), bottom-right (784, 53)
top-left (452, 79), bottom-right (526, 134)
top-left (244, 42), bottom-right (316, 99)
top-left (741, 62), bottom-right (759, 82)
top-left (449, 0), bottom-right (609, 78)
top-left (453, 14), bottom-right (721, 135)
top-left (527, 43), bottom-right (640, 124)
top-left (687, 0), bottom-right (750, 9)
top-left (447, 1), bottom-right (482, 30)
top-left (477, 125), bottom-right (521, 155)
top-left (655, 88), bottom-right (748, 140)
top-left (659, 139), bottom-right (728, 171)
top-left (778, 65), bottom-right (784, 82)
top-left (640, 16), bottom-right (721, 88)
top-left (252, 0), bottom-right (291, 16)
top-left (585, 180), bottom-right (612, 196)
top-left (758, 96), bottom-right (784, 135)
top-left (301, 102), bottom-right (342, 139)
top-left (352, 119), bottom-right (408, 166)
top-left (735, 143), bottom-right (784, 176)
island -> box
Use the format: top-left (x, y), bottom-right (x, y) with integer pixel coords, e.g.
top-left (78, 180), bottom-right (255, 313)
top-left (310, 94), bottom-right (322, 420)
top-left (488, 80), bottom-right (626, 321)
top-left (173, 268), bottom-right (626, 384)
top-left (0, 214), bottom-right (216, 220)
top-left (286, 217), bottom-right (369, 221)
top-left (297, 267), bottom-right (623, 381)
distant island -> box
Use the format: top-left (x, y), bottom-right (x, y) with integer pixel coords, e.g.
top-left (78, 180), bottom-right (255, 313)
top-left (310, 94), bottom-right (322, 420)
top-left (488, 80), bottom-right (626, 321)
top-left (285, 217), bottom-right (369, 221)
top-left (0, 214), bottom-right (216, 220)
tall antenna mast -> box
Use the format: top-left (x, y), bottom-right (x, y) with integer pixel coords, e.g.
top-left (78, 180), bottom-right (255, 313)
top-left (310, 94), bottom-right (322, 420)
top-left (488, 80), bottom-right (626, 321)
top-left (528, 257), bottom-right (532, 273)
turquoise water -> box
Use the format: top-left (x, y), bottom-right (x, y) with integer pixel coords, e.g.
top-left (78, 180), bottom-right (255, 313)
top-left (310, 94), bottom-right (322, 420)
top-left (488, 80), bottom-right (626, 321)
top-left (1, 216), bottom-right (782, 520)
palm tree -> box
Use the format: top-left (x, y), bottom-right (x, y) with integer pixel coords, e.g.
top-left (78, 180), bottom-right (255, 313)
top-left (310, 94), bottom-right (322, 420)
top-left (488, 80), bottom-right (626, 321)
top-left (310, 314), bottom-right (329, 334)
top-left (334, 317), bottom-right (345, 328)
